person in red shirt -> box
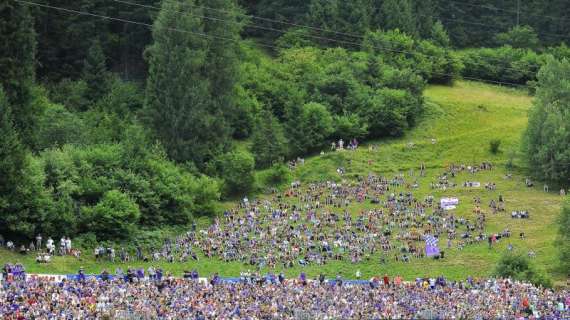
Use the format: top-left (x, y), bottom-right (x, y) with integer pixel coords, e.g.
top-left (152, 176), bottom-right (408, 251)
top-left (383, 274), bottom-right (390, 286)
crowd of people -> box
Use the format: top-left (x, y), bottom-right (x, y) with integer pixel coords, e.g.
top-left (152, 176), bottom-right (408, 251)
top-left (108, 162), bottom-right (502, 269)
top-left (0, 161), bottom-right (534, 270)
top-left (0, 271), bottom-right (567, 319)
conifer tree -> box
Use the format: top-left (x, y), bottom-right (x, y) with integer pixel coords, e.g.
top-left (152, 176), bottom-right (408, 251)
top-left (145, 0), bottom-right (229, 166)
top-left (250, 108), bottom-right (288, 168)
top-left (0, 2), bottom-right (38, 148)
top-left (82, 39), bottom-right (110, 105)
top-left (199, 0), bottom-right (243, 138)
top-left (0, 88), bottom-right (26, 236)
top-left (378, 0), bottom-right (416, 37)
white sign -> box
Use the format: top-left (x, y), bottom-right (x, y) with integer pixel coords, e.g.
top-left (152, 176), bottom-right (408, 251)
top-left (441, 197), bottom-right (459, 210)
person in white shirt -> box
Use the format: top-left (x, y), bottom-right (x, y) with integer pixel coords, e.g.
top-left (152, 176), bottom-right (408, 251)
top-left (60, 237), bottom-right (66, 255)
top-left (65, 237), bottom-right (72, 254)
top-left (47, 237), bottom-right (54, 255)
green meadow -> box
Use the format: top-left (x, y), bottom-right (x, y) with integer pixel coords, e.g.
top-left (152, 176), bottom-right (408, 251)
top-left (1, 81), bottom-right (563, 283)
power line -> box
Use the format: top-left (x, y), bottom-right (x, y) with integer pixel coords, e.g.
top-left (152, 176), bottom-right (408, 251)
top-left (116, 0), bottom-right (369, 41)
top-left (15, 0), bottom-right (531, 88)
top-left (112, 0), bottom-right (542, 81)
top-left (444, 0), bottom-right (570, 24)
top-left (14, 0), bottom-right (274, 48)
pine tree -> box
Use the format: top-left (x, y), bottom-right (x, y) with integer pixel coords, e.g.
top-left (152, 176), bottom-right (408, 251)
top-left (379, 0), bottom-right (416, 37)
top-left (0, 2), bottom-right (38, 148)
top-left (0, 88), bottom-right (26, 234)
top-left (145, 0), bottom-right (230, 166)
top-left (431, 20), bottom-right (450, 48)
top-left (82, 39), bottom-right (110, 105)
top-left (414, 0), bottom-right (435, 39)
top-left (199, 0), bottom-right (242, 139)
top-left (250, 108), bottom-right (288, 168)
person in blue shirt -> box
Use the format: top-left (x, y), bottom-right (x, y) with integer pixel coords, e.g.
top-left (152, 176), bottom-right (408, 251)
top-left (77, 267), bottom-right (86, 283)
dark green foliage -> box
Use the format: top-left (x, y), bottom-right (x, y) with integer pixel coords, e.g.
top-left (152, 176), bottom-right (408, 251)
top-left (82, 190), bottom-right (140, 240)
top-left (0, 89), bottom-right (50, 239)
top-left (362, 30), bottom-right (461, 84)
top-left (275, 27), bottom-right (315, 49)
top-left (264, 163), bottom-right (291, 186)
top-left (414, 0), bottom-right (435, 39)
top-left (0, 2), bottom-right (38, 148)
top-left (82, 39), bottom-right (110, 105)
top-left (460, 47), bottom-right (545, 85)
top-left (495, 26), bottom-right (540, 50)
top-left (40, 143), bottom-right (220, 232)
top-left (145, 0), bottom-right (234, 166)
top-left (48, 79), bottom-right (90, 112)
top-left (378, 0), bottom-right (416, 37)
top-left (81, 40), bottom-right (109, 103)
top-left (490, 139), bottom-right (502, 154)
top-left (523, 58), bottom-right (570, 184)
top-left (558, 199), bottom-right (570, 274)
top-left (495, 253), bottom-right (552, 288)
top-left (306, 0), bottom-right (371, 42)
top-left (0, 89), bottom-right (26, 194)
top-left (544, 44), bottom-right (570, 61)
top-left (98, 78), bottom-right (144, 118)
top-left (431, 20), bottom-right (450, 48)
top-left (251, 109), bottom-right (289, 169)
top-left (200, 0), bottom-right (243, 139)
top-left (363, 88), bottom-right (417, 137)
top-left (212, 150), bottom-right (256, 195)
top-left (34, 0), bottom-right (159, 81)
top-left (287, 102), bottom-right (334, 156)
top-left (36, 103), bottom-right (86, 150)
top-left (332, 114), bottom-right (368, 141)
top-left (0, 88), bottom-right (27, 235)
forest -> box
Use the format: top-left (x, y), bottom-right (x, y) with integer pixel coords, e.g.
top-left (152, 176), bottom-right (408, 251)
top-left (1, 0), bottom-right (569, 244)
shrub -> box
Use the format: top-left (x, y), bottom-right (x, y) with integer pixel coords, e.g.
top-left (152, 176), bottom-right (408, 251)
top-left (265, 163), bottom-right (291, 186)
top-left (490, 139), bottom-right (501, 154)
top-left (495, 253), bottom-right (552, 288)
top-left (494, 25), bottom-right (539, 49)
top-left (48, 79), bottom-right (90, 112)
top-left (288, 102), bottom-right (334, 156)
top-left (216, 150), bottom-right (256, 195)
top-left (82, 190), bottom-right (140, 241)
top-left (36, 103), bottom-right (86, 150)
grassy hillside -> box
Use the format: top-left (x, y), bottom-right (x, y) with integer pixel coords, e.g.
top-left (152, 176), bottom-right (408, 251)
top-left (0, 81), bottom-right (563, 282)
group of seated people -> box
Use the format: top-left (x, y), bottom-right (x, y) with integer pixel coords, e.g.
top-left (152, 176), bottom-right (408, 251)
top-left (2, 267), bottom-right (566, 319)
top-left (511, 210), bottom-right (530, 219)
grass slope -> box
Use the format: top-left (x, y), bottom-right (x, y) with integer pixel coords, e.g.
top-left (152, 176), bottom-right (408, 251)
top-left (0, 81), bottom-right (563, 282)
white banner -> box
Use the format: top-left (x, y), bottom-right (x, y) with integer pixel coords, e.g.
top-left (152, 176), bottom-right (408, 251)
top-left (441, 197), bottom-right (459, 210)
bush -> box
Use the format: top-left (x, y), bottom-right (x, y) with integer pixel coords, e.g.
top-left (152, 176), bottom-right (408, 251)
top-left (288, 102), bottom-right (334, 156)
top-left (36, 103), bottom-right (86, 150)
top-left (215, 150), bottom-right (256, 195)
top-left (495, 253), bottom-right (552, 288)
top-left (82, 190), bottom-right (140, 241)
top-left (490, 139), bottom-right (501, 154)
top-left (459, 46), bottom-right (545, 85)
top-left (494, 25), bottom-right (539, 49)
top-left (332, 114), bottom-right (368, 140)
top-left (265, 163), bottom-right (291, 186)
top-left (48, 79), bottom-right (90, 112)
top-left (363, 88), bottom-right (416, 138)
